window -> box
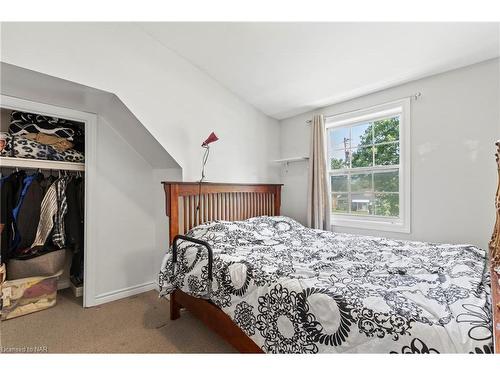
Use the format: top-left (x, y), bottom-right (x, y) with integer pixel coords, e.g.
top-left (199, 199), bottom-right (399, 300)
top-left (326, 99), bottom-right (410, 233)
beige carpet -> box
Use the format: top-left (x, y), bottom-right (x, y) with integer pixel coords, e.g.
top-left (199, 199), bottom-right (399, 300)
top-left (0, 289), bottom-right (235, 353)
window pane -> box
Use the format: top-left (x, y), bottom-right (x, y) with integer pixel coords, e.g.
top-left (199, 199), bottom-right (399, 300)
top-left (374, 193), bottom-right (399, 217)
top-left (350, 193), bottom-right (374, 216)
top-left (373, 116), bottom-right (399, 144)
top-left (350, 172), bottom-right (372, 192)
top-left (331, 174), bottom-right (348, 192)
top-left (351, 146), bottom-right (373, 168)
top-left (374, 170), bottom-right (399, 192)
top-left (330, 149), bottom-right (349, 169)
top-left (374, 143), bottom-right (399, 166)
top-left (328, 126), bottom-right (350, 150)
top-left (351, 122), bottom-right (372, 148)
top-left (331, 193), bottom-right (349, 213)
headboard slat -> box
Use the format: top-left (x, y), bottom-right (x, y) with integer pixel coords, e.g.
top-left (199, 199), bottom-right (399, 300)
top-left (163, 182), bottom-right (283, 245)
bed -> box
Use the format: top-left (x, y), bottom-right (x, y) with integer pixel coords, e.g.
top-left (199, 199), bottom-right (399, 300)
top-left (159, 179), bottom-right (498, 354)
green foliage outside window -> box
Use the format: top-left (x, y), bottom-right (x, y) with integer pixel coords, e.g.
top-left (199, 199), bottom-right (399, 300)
top-left (329, 116), bottom-right (400, 217)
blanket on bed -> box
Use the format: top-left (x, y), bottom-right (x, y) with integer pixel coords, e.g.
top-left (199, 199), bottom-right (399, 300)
top-left (159, 216), bottom-right (493, 353)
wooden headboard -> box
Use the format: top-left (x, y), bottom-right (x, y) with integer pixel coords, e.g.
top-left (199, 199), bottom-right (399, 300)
top-left (162, 182), bottom-right (283, 245)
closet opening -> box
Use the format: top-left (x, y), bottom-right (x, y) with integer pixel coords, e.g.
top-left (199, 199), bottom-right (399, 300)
top-left (1, 96), bottom-right (92, 319)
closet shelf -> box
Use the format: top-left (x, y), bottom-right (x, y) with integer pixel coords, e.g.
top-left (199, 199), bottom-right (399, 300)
top-left (0, 156), bottom-right (85, 171)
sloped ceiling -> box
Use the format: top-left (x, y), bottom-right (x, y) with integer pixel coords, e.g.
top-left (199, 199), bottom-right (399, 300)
top-left (140, 22), bottom-right (500, 119)
top-left (0, 62), bottom-right (180, 169)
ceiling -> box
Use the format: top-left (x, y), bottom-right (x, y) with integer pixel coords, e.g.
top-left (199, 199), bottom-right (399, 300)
top-left (139, 22), bottom-right (500, 120)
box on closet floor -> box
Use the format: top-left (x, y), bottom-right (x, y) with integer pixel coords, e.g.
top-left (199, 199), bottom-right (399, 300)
top-left (1, 270), bottom-right (62, 320)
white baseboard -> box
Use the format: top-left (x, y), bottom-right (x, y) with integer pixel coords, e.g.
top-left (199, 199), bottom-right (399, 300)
top-left (92, 281), bottom-right (156, 305)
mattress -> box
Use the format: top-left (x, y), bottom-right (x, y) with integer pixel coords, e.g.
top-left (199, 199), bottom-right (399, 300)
top-left (159, 216), bottom-right (493, 354)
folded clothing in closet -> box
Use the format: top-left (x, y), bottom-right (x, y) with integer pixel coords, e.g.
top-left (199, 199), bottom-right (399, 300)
top-left (0, 109), bottom-right (85, 163)
top-left (9, 110), bottom-right (85, 152)
top-left (0, 133), bottom-right (85, 163)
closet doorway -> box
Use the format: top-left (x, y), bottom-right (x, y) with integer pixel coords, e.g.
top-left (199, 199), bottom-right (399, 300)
top-left (0, 95), bottom-right (96, 310)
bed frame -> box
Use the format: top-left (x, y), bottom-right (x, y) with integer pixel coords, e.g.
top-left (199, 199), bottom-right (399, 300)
top-left (164, 156), bottom-right (500, 354)
top-left (489, 141), bottom-right (500, 353)
top-left (162, 181), bottom-right (282, 353)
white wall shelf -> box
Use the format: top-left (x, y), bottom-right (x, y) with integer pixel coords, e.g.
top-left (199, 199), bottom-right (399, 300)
top-left (273, 156), bottom-right (309, 164)
top-left (0, 156), bottom-right (85, 171)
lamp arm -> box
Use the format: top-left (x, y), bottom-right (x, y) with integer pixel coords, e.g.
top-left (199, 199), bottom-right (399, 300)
top-left (196, 145), bottom-right (210, 213)
top-left (200, 145), bottom-right (210, 183)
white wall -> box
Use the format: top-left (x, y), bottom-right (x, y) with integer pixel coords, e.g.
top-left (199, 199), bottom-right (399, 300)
top-left (92, 120), bottom-right (182, 303)
top-left (93, 117), bottom-right (158, 300)
top-left (280, 58), bottom-right (500, 250)
top-left (0, 22), bottom-right (281, 183)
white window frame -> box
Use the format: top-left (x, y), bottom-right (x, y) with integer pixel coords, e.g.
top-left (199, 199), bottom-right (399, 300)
top-left (326, 98), bottom-right (411, 233)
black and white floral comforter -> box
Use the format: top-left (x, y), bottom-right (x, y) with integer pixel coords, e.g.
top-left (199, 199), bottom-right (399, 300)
top-left (158, 216), bottom-right (493, 354)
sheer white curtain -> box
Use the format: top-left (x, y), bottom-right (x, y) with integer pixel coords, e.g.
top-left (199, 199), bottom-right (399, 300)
top-left (306, 114), bottom-right (331, 230)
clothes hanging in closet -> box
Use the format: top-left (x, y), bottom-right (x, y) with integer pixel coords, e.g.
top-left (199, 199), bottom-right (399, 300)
top-left (65, 177), bottom-right (84, 285)
top-left (1, 108), bottom-right (86, 289)
top-left (52, 176), bottom-right (69, 248)
top-left (64, 178), bottom-right (84, 253)
top-left (29, 179), bottom-right (59, 251)
top-left (1, 171), bottom-right (25, 263)
top-left (15, 173), bottom-right (47, 252)
top-left (24, 175), bottom-right (70, 257)
top-left (1, 171), bottom-right (84, 275)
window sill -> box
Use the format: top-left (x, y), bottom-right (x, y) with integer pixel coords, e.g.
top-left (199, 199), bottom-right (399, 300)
top-left (331, 215), bottom-right (410, 234)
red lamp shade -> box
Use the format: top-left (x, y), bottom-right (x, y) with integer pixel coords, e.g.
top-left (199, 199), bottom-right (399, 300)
top-left (201, 132), bottom-right (219, 147)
